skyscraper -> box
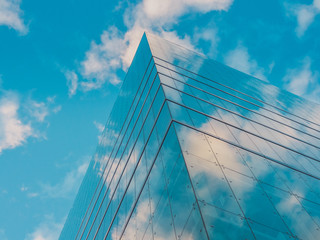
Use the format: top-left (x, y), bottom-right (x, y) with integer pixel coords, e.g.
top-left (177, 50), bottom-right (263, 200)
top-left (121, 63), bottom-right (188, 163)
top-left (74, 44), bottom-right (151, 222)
top-left (60, 33), bottom-right (320, 240)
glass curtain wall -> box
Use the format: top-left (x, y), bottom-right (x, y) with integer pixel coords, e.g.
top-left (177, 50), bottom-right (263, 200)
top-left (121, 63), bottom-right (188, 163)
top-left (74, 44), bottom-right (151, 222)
top-left (60, 33), bottom-right (320, 240)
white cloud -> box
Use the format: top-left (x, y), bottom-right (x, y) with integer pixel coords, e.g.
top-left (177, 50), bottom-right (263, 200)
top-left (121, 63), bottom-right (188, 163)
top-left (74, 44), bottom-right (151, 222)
top-left (0, 0), bottom-right (27, 34)
top-left (94, 120), bottom-right (105, 142)
top-left (27, 192), bottom-right (39, 198)
top-left (140, 0), bottom-right (232, 25)
top-left (24, 95), bottom-right (61, 123)
top-left (80, 27), bottom-right (124, 91)
top-left (268, 61), bottom-right (275, 74)
top-left (20, 184), bottom-right (39, 197)
top-left (20, 184), bottom-right (28, 192)
top-left (0, 88), bottom-right (61, 154)
top-left (64, 70), bottom-right (78, 97)
top-left (224, 44), bottom-right (267, 81)
top-left (160, 30), bottom-right (196, 50)
top-left (285, 0), bottom-right (320, 37)
top-left (193, 26), bottom-right (218, 58)
top-left (52, 105), bottom-right (61, 114)
top-left (46, 96), bottom-right (55, 103)
top-left (26, 101), bottom-right (49, 122)
top-left (25, 215), bottom-right (64, 240)
top-left (40, 159), bottom-right (89, 198)
top-left (121, 0), bottom-right (230, 66)
top-left (93, 120), bottom-right (104, 132)
top-left (283, 57), bottom-right (319, 102)
top-left (78, 0), bottom-right (233, 92)
top-left (0, 92), bottom-right (32, 154)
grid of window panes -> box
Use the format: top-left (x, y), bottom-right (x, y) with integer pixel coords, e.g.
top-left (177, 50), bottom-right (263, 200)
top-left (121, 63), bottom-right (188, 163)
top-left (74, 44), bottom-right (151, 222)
top-left (149, 33), bottom-right (320, 239)
top-left (60, 33), bottom-right (320, 240)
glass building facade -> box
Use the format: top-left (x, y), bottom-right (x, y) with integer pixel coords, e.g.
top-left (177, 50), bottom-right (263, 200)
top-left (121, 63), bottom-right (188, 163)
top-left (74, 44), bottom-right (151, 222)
top-left (60, 33), bottom-right (320, 240)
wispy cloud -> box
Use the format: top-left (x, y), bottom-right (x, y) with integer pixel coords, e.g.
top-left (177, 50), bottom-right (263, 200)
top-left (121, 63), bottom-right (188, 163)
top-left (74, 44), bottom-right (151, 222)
top-left (40, 159), bottom-right (89, 199)
top-left (76, 0), bottom-right (232, 92)
top-left (19, 184), bottom-right (38, 197)
top-left (0, 91), bottom-right (32, 154)
top-left (27, 192), bottom-right (39, 198)
top-left (283, 57), bottom-right (319, 102)
top-left (193, 26), bottom-right (219, 58)
top-left (23, 95), bottom-right (62, 140)
top-left (25, 100), bottom-right (49, 123)
top-left (20, 184), bottom-right (28, 192)
top-left (0, 88), bottom-right (61, 154)
top-left (0, 0), bottom-right (28, 34)
top-left (64, 70), bottom-right (78, 97)
top-left (94, 120), bottom-right (105, 143)
top-left (25, 215), bottom-right (64, 240)
top-left (0, 229), bottom-right (8, 240)
top-left (285, 0), bottom-right (320, 37)
top-left (224, 44), bottom-right (267, 81)
top-left (80, 27), bottom-right (123, 91)
top-left (141, 0), bottom-right (232, 24)
top-left (93, 120), bottom-right (104, 132)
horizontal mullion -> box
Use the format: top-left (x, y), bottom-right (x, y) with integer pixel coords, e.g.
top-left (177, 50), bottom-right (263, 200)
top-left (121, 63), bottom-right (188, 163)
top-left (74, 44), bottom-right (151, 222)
top-left (221, 163), bottom-right (320, 206)
top-left (166, 99), bottom-right (320, 167)
top-left (154, 56), bottom-right (320, 128)
top-left (159, 73), bottom-right (320, 141)
top-left (172, 120), bottom-right (320, 181)
top-left (156, 63), bottom-right (320, 133)
top-left (161, 82), bottom-right (320, 151)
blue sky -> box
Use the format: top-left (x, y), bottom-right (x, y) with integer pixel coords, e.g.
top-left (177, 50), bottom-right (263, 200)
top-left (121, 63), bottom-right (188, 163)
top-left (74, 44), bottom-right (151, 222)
top-left (0, 0), bottom-right (319, 239)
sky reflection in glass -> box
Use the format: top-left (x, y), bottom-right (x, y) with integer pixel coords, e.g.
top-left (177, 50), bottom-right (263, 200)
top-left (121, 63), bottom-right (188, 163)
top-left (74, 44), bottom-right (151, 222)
top-left (60, 33), bottom-right (320, 240)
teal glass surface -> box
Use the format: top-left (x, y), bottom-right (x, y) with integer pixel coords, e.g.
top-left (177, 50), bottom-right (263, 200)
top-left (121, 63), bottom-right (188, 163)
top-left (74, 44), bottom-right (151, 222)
top-left (60, 33), bottom-right (320, 240)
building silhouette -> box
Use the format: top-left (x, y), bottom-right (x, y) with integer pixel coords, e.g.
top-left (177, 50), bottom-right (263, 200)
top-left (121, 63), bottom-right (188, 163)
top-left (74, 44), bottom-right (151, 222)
top-left (60, 33), bottom-right (320, 240)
